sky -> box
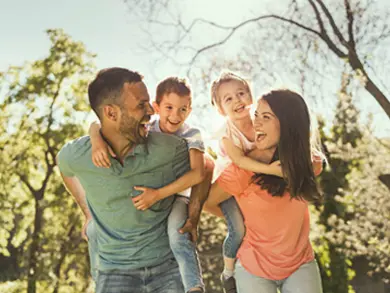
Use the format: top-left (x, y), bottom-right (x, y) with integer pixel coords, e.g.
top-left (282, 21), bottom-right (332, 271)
top-left (1, 0), bottom-right (389, 137)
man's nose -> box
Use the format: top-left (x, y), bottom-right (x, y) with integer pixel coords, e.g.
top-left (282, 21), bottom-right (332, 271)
top-left (146, 103), bottom-right (154, 115)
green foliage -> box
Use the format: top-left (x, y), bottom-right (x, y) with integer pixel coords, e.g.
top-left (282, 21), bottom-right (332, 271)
top-left (314, 72), bottom-right (390, 292)
top-left (0, 29), bottom-right (95, 293)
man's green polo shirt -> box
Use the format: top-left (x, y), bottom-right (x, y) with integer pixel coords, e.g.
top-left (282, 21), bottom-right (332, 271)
top-left (57, 132), bottom-right (190, 271)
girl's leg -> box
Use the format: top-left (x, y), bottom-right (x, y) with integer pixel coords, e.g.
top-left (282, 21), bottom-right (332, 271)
top-left (235, 260), bottom-right (278, 293)
top-left (219, 197), bottom-right (246, 292)
top-left (280, 260), bottom-right (323, 293)
top-left (167, 196), bottom-right (204, 293)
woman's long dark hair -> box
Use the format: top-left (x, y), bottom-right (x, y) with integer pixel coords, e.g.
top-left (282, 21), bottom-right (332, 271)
top-left (252, 90), bottom-right (323, 203)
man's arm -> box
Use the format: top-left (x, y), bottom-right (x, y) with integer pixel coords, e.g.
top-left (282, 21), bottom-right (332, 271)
top-left (56, 143), bottom-right (91, 240)
top-left (59, 172), bottom-right (91, 240)
top-left (180, 156), bottom-right (214, 242)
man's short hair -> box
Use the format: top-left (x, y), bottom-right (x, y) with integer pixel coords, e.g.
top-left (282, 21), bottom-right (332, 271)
top-left (155, 77), bottom-right (192, 105)
top-left (88, 67), bottom-right (143, 118)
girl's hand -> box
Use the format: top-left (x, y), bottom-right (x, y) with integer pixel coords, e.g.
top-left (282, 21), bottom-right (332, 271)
top-left (91, 141), bottom-right (115, 168)
top-left (269, 160), bottom-right (283, 177)
top-left (132, 187), bottom-right (161, 211)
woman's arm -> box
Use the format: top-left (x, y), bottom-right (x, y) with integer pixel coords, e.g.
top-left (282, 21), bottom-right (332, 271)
top-left (223, 138), bottom-right (283, 177)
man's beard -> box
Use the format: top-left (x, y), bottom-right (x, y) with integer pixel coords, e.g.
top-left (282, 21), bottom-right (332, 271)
top-left (119, 112), bottom-right (149, 145)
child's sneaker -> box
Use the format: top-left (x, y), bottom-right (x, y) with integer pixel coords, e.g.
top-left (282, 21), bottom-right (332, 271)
top-left (220, 273), bottom-right (237, 293)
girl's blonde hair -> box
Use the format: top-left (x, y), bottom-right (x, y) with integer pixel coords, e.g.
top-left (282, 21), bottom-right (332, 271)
top-left (210, 71), bottom-right (252, 107)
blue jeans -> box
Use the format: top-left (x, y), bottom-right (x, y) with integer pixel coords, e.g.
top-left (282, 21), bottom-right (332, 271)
top-left (235, 259), bottom-right (323, 293)
top-left (168, 196), bottom-right (204, 292)
top-left (96, 258), bottom-right (184, 293)
top-left (86, 220), bottom-right (99, 282)
top-left (220, 197), bottom-right (245, 258)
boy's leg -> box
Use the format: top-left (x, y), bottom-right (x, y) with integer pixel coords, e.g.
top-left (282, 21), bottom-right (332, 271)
top-left (168, 197), bottom-right (204, 292)
top-left (219, 197), bottom-right (246, 293)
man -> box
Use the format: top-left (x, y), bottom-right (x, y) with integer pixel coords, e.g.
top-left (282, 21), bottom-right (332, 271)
top-left (57, 67), bottom-right (201, 293)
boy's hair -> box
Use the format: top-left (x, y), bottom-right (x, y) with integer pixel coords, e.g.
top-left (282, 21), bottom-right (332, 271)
top-left (88, 67), bottom-right (143, 118)
top-left (155, 77), bottom-right (192, 105)
top-left (210, 71), bottom-right (251, 107)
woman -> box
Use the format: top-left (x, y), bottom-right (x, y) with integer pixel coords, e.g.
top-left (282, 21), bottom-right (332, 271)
top-left (205, 89), bottom-right (324, 293)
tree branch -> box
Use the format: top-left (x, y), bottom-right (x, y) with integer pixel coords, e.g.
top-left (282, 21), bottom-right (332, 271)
top-left (17, 173), bottom-right (37, 196)
top-left (307, 0), bottom-right (348, 58)
top-left (314, 0), bottom-right (349, 47)
top-left (187, 14), bottom-right (322, 67)
top-left (344, 0), bottom-right (356, 49)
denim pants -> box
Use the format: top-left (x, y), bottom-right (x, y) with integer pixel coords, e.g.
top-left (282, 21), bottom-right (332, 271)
top-left (96, 258), bottom-right (184, 293)
top-left (86, 220), bottom-right (99, 282)
top-left (220, 197), bottom-right (246, 258)
top-left (168, 196), bottom-right (204, 292)
top-left (235, 259), bottom-right (323, 293)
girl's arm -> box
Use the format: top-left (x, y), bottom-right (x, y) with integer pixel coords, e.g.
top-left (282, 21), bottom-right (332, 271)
top-left (89, 121), bottom-right (115, 168)
top-left (133, 149), bottom-right (206, 210)
top-left (222, 138), bottom-right (283, 177)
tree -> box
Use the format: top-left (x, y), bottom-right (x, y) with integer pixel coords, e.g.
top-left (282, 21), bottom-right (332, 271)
top-left (0, 29), bottom-right (96, 293)
top-left (314, 71), bottom-right (390, 291)
top-left (316, 71), bottom-right (362, 293)
top-left (124, 0), bottom-right (390, 119)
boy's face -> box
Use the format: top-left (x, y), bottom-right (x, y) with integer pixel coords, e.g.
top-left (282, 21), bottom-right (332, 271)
top-left (217, 80), bottom-right (252, 120)
top-left (153, 92), bottom-right (192, 134)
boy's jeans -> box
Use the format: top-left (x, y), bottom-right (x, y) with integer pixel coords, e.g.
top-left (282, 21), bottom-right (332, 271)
top-left (168, 196), bottom-right (204, 292)
top-left (220, 197), bottom-right (246, 258)
top-left (235, 259), bottom-right (323, 293)
top-left (86, 220), bottom-right (99, 282)
top-left (96, 258), bottom-right (184, 293)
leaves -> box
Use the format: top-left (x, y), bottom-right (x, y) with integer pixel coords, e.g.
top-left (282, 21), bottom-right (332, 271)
top-left (0, 29), bottom-right (95, 292)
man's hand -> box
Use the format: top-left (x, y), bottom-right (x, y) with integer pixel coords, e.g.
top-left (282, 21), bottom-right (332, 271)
top-left (179, 217), bottom-right (199, 243)
top-left (81, 216), bottom-right (92, 241)
top-left (132, 187), bottom-right (161, 211)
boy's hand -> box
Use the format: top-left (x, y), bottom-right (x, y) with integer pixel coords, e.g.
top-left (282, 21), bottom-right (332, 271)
top-left (91, 142), bottom-right (115, 168)
top-left (132, 187), bottom-right (161, 211)
top-left (179, 218), bottom-right (199, 243)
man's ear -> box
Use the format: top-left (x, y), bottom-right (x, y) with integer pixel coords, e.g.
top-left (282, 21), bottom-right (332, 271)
top-left (152, 101), bottom-right (160, 114)
top-left (102, 105), bottom-right (119, 122)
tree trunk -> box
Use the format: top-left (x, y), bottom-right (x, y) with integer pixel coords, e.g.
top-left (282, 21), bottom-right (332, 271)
top-left (348, 52), bottom-right (390, 119)
top-left (27, 199), bottom-right (43, 293)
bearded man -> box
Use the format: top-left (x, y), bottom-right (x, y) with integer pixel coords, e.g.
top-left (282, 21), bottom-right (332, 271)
top-left (57, 68), bottom-right (193, 293)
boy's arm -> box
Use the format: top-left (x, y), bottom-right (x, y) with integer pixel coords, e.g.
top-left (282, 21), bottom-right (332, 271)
top-left (133, 149), bottom-right (205, 210)
top-left (222, 138), bottom-right (283, 177)
top-left (89, 121), bottom-right (115, 168)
